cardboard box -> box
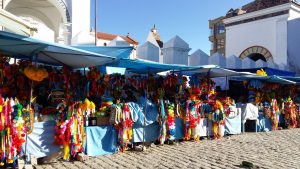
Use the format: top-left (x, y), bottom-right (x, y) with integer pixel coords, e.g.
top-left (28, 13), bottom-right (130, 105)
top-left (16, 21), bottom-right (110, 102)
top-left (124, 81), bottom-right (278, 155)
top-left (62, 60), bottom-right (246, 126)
top-left (96, 117), bottom-right (111, 126)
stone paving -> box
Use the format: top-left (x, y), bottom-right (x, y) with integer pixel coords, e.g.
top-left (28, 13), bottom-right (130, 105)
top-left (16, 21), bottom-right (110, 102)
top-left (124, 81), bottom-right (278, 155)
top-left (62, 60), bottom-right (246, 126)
top-left (35, 129), bottom-right (300, 169)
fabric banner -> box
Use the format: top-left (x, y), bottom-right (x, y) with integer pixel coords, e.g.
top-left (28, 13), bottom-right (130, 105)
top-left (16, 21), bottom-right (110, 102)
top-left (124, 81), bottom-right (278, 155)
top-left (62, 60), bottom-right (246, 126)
top-left (128, 101), bottom-right (159, 127)
top-left (132, 122), bottom-right (161, 143)
top-left (21, 121), bottom-right (61, 158)
top-left (84, 126), bottom-right (117, 156)
top-left (256, 114), bottom-right (272, 132)
top-left (225, 114), bottom-right (242, 135)
top-left (132, 117), bottom-right (186, 142)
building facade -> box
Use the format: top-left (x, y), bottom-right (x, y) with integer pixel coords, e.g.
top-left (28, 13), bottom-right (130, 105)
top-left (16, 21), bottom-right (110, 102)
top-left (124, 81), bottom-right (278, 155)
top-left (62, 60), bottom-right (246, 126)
top-left (208, 16), bottom-right (226, 56)
top-left (1, 0), bottom-right (139, 58)
top-left (137, 25), bottom-right (163, 62)
top-left (210, 0), bottom-right (300, 73)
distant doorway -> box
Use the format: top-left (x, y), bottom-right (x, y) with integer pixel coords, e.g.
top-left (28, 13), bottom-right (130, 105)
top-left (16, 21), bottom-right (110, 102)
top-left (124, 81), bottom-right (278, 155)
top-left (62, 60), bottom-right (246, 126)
top-left (247, 53), bottom-right (266, 62)
top-left (239, 46), bottom-right (272, 62)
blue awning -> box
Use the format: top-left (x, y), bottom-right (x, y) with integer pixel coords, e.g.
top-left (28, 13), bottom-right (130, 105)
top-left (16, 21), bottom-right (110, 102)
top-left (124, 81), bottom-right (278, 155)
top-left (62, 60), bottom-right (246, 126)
top-left (232, 67), bottom-right (296, 77)
top-left (0, 31), bottom-right (115, 68)
top-left (231, 75), bottom-right (296, 85)
top-left (279, 76), bottom-right (300, 84)
top-left (105, 58), bottom-right (196, 74)
top-left (74, 46), bottom-right (133, 59)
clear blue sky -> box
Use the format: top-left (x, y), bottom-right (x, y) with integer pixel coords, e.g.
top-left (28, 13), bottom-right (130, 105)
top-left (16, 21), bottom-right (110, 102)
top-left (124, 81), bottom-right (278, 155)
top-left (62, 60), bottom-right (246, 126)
top-left (90, 0), bottom-right (253, 55)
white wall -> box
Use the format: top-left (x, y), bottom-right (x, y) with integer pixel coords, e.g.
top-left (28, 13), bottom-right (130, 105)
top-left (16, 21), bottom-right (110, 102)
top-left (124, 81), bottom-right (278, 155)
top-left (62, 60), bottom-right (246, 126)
top-left (225, 14), bottom-right (289, 66)
top-left (137, 42), bottom-right (160, 62)
top-left (163, 48), bottom-right (189, 65)
top-left (188, 49), bottom-right (209, 66)
top-left (71, 0), bottom-right (90, 45)
top-left (31, 20), bottom-right (55, 43)
top-left (287, 9), bottom-right (300, 73)
top-left (5, 0), bottom-right (70, 44)
top-left (97, 39), bottom-right (111, 46)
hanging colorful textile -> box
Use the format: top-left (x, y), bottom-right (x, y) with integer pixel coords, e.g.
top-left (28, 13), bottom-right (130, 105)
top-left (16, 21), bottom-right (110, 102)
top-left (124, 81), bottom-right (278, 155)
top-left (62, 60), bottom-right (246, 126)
top-left (54, 101), bottom-right (86, 161)
top-left (0, 98), bottom-right (26, 166)
top-left (166, 102), bottom-right (176, 142)
top-left (184, 100), bottom-right (201, 141)
top-left (158, 99), bottom-right (167, 145)
top-left (86, 67), bottom-right (101, 97)
top-left (114, 103), bottom-right (133, 152)
top-left (23, 105), bottom-right (34, 134)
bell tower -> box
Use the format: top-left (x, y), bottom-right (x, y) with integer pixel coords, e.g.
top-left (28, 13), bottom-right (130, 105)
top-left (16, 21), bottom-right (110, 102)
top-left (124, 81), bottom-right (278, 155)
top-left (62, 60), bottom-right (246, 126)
top-left (70, 0), bottom-right (91, 45)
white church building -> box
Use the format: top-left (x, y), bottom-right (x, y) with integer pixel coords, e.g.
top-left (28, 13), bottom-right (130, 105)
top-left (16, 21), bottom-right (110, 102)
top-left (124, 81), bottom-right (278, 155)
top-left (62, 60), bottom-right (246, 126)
top-left (1, 0), bottom-right (138, 48)
top-left (223, 0), bottom-right (300, 73)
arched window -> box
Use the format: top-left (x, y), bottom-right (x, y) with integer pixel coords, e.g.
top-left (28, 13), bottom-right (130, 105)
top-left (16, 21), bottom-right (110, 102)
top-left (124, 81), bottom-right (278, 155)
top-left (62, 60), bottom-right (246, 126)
top-left (239, 46), bottom-right (272, 62)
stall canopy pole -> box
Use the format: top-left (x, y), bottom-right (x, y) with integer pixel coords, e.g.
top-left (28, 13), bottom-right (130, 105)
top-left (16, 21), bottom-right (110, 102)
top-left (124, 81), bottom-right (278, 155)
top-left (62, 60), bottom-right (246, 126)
top-left (142, 69), bottom-right (149, 151)
top-left (206, 68), bottom-right (211, 139)
top-left (24, 55), bottom-right (37, 164)
top-left (1, 0), bottom-right (3, 31)
top-left (94, 0), bottom-right (97, 46)
top-left (225, 76), bottom-right (228, 97)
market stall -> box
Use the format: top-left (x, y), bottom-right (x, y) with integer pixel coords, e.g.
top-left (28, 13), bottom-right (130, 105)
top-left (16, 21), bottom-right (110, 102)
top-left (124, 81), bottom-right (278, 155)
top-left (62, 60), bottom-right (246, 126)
top-left (1, 30), bottom-right (300, 168)
top-left (0, 31), bottom-right (116, 166)
top-left (176, 66), bottom-right (250, 137)
top-left (232, 73), bottom-right (297, 132)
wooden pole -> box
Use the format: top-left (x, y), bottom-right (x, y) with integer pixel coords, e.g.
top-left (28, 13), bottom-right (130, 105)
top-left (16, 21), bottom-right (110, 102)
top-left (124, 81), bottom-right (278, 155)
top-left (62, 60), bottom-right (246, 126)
top-left (94, 0), bottom-right (97, 46)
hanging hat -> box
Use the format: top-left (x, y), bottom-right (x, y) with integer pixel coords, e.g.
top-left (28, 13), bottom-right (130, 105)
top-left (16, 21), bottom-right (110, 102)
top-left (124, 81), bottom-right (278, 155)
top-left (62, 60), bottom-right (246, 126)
top-left (101, 96), bottom-right (113, 107)
top-left (262, 101), bottom-right (270, 108)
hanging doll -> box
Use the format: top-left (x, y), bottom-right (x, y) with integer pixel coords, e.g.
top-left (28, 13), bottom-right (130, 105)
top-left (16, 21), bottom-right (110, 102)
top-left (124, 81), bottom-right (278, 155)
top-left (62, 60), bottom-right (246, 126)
top-left (270, 99), bottom-right (280, 130)
top-left (212, 100), bottom-right (225, 139)
top-left (283, 98), bottom-right (298, 128)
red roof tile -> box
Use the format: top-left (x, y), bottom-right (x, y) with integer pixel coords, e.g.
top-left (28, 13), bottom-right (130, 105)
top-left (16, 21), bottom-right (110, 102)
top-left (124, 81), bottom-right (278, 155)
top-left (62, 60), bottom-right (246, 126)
top-left (96, 32), bottom-right (139, 45)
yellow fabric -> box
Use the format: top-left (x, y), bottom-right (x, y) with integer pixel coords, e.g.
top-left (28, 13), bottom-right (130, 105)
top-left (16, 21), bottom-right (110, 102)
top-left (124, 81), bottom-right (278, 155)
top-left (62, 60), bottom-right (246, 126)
top-left (63, 144), bottom-right (70, 160)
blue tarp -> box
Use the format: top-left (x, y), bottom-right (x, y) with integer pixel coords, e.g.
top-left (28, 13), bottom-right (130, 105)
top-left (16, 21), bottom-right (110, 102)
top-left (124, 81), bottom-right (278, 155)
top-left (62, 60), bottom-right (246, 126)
top-left (231, 75), bottom-right (296, 84)
top-left (128, 100), bottom-right (159, 126)
top-left (21, 121), bottom-right (61, 158)
top-left (74, 46), bottom-right (133, 59)
top-left (233, 67), bottom-right (296, 77)
top-left (132, 117), bottom-right (184, 142)
top-left (280, 76), bottom-right (300, 84)
top-left (105, 58), bottom-right (195, 74)
top-left (132, 122), bottom-right (160, 142)
top-left (84, 126), bottom-right (117, 156)
top-left (225, 114), bottom-right (242, 135)
top-left (0, 31), bottom-right (115, 68)
top-left (256, 114), bottom-right (272, 132)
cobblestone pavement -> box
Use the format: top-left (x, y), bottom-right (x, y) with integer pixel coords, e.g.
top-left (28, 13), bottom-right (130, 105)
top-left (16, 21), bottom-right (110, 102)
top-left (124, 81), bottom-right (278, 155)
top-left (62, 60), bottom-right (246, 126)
top-left (35, 129), bottom-right (300, 169)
